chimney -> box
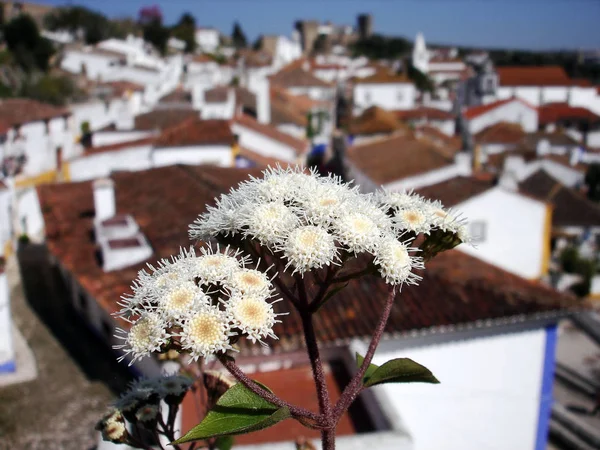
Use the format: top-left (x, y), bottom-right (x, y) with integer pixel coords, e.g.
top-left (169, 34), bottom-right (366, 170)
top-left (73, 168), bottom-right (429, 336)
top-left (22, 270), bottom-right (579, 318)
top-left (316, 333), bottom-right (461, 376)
top-left (93, 178), bottom-right (116, 221)
top-left (256, 77), bottom-right (271, 124)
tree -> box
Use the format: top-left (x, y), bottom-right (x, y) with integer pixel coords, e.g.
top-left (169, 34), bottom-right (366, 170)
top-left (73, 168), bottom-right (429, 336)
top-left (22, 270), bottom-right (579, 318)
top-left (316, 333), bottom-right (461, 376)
top-left (139, 6), bottom-right (169, 55)
top-left (44, 6), bottom-right (112, 45)
top-left (407, 62), bottom-right (434, 93)
top-left (231, 22), bottom-right (247, 49)
top-left (312, 34), bottom-right (328, 54)
top-left (3, 14), bottom-right (54, 72)
top-left (171, 12), bottom-right (196, 53)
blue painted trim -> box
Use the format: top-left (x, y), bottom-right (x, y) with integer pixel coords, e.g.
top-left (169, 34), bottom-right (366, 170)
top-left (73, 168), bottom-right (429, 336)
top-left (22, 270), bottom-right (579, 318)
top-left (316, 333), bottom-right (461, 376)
top-left (535, 325), bottom-right (557, 450)
top-left (0, 359), bottom-right (16, 373)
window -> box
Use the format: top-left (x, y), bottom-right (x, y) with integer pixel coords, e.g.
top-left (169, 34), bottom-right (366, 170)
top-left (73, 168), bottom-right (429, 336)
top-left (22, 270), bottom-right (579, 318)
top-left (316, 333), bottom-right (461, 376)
top-left (469, 221), bottom-right (487, 243)
top-left (485, 78), bottom-right (495, 92)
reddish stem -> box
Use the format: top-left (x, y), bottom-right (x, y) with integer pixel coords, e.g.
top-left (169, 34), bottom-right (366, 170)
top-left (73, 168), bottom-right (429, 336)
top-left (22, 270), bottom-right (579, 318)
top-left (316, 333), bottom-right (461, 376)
top-left (332, 286), bottom-right (396, 421)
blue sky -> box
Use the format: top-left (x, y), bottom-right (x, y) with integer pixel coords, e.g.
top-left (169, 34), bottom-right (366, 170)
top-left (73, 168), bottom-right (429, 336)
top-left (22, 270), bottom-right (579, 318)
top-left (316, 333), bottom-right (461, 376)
top-left (39, 0), bottom-right (600, 50)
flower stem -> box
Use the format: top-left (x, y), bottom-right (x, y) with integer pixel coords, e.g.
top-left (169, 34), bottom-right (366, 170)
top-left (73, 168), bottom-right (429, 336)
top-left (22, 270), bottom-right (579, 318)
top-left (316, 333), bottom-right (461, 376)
top-left (217, 354), bottom-right (321, 422)
top-left (332, 286), bottom-right (396, 421)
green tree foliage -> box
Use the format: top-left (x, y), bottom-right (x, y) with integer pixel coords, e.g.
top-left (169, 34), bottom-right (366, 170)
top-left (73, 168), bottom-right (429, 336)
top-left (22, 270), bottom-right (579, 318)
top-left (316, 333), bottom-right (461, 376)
top-left (351, 34), bottom-right (412, 60)
top-left (44, 6), bottom-right (112, 44)
top-left (312, 34), bottom-right (328, 55)
top-left (19, 75), bottom-right (80, 106)
top-left (407, 62), bottom-right (434, 93)
top-left (171, 12), bottom-right (197, 53)
top-left (585, 163), bottom-right (600, 202)
top-left (3, 14), bottom-right (54, 72)
top-left (559, 245), bottom-right (596, 297)
top-left (232, 22), bottom-right (247, 49)
top-left (142, 19), bottom-right (170, 55)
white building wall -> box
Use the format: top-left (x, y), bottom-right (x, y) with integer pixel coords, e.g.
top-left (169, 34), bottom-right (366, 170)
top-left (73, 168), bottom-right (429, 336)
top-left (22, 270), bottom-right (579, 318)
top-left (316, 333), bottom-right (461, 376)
top-left (353, 83), bottom-right (416, 114)
top-left (195, 29), bottom-right (220, 53)
top-left (0, 272), bottom-right (14, 372)
top-left (16, 188), bottom-right (44, 240)
top-left (542, 87), bottom-right (569, 104)
top-left (60, 51), bottom-right (118, 80)
top-left (353, 328), bottom-right (547, 450)
top-left (512, 87), bottom-right (540, 106)
top-left (384, 163), bottom-right (472, 191)
top-left (92, 131), bottom-right (154, 147)
top-left (287, 86), bottom-right (335, 102)
top-left (569, 87), bottom-right (600, 115)
top-left (152, 146), bottom-right (232, 168)
top-left (276, 124), bottom-right (306, 139)
top-left (232, 123), bottom-right (299, 163)
top-left (467, 100), bottom-right (538, 134)
top-left (71, 101), bottom-right (117, 132)
top-left (68, 146), bottom-right (153, 182)
top-left (457, 187), bottom-right (547, 278)
top-left (0, 187), bottom-right (12, 256)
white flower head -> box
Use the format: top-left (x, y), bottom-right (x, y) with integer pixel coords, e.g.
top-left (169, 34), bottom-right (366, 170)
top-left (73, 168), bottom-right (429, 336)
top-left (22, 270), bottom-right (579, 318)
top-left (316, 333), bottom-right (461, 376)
top-left (334, 212), bottom-right (382, 254)
top-left (282, 225), bottom-right (338, 275)
top-left (227, 293), bottom-right (282, 345)
top-left (179, 306), bottom-right (236, 360)
top-left (99, 410), bottom-right (127, 443)
top-left (194, 253), bottom-right (241, 284)
top-left (114, 313), bottom-right (168, 365)
top-left (189, 193), bottom-right (244, 240)
top-left (241, 201), bottom-right (299, 248)
top-left (158, 375), bottom-right (194, 398)
top-left (158, 281), bottom-right (205, 321)
top-left (226, 268), bottom-right (272, 296)
top-left (298, 181), bottom-right (357, 226)
top-left (374, 238), bottom-right (424, 286)
top-left (393, 207), bottom-right (433, 234)
top-left (377, 189), bottom-right (424, 211)
top-left (427, 202), bottom-right (465, 233)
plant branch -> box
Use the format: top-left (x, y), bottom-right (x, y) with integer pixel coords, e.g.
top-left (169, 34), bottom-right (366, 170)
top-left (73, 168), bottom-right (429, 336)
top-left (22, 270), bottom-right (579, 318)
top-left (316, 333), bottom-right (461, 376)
top-left (217, 354), bottom-right (321, 422)
top-left (330, 266), bottom-right (374, 284)
top-left (332, 285), bottom-right (396, 421)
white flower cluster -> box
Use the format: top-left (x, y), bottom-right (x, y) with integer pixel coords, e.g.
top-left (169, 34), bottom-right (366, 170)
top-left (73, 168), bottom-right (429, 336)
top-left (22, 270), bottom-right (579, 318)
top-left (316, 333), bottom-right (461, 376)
top-left (114, 246), bottom-right (283, 364)
top-left (190, 167), bottom-right (468, 284)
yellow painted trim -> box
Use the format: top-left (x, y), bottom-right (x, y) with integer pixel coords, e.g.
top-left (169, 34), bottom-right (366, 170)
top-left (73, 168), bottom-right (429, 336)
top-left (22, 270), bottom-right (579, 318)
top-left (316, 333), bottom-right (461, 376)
top-left (539, 204), bottom-right (553, 278)
top-left (3, 241), bottom-right (13, 258)
top-left (62, 161), bottom-right (71, 182)
top-left (14, 170), bottom-right (58, 189)
top-left (231, 143), bottom-right (240, 166)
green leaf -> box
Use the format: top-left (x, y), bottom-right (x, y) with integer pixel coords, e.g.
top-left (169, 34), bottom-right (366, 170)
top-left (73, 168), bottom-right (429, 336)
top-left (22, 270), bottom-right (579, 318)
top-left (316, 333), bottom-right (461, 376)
top-left (356, 353), bottom-right (440, 387)
top-left (215, 435), bottom-right (234, 450)
top-left (172, 382), bottom-right (291, 444)
top-left (355, 353), bottom-right (379, 383)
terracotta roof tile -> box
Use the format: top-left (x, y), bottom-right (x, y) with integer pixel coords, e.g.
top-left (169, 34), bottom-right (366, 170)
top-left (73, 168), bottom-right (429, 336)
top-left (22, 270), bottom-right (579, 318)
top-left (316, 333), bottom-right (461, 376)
top-left (347, 134), bottom-right (455, 184)
top-left (539, 103), bottom-right (600, 126)
top-left (234, 114), bottom-right (308, 154)
top-left (204, 86), bottom-right (229, 103)
top-left (154, 118), bottom-right (235, 148)
top-left (520, 170), bottom-right (600, 227)
top-left (237, 147), bottom-right (290, 168)
top-left (417, 175), bottom-right (495, 207)
top-left (355, 70), bottom-right (412, 84)
top-left (270, 67), bottom-right (333, 89)
top-left (497, 66), bottom-right (573, 87)
top-left (270, 87), bottom-right (328, 127)
top-left (415, 125), bottom-right (462, 155)
top-left (474, 122), bottom-right (527, 144)
top-left (395, 106), bottom-right (454, 122)
top-left (348, 106), bottom-right (409, 136)
top-left (463, 97), bottom-right (535, 120)
top-left (158, 88), bottom-right (192, 104)
top-left (86, 137), bottom-right (157, 155)
top-left (0, 99), bottom-right (70, 126)
top-left (134, 110), bottom-right (198, 131)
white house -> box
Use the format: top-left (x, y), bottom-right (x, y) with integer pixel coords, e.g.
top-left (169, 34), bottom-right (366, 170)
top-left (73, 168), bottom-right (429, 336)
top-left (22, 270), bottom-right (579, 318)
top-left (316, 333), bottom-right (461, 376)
top-left (0, 258), bottom-right (14, 375)
top-left (0, 181), bottom-right (12, 257)
top-left (195, 28), bottom-right (220, 54)
top-left (353, 72), bottom-right (416, 115)
top-left (463, 97), bottom-right (538, 134)
top-left (269, 63), bottom-right (336, 102)
top-left (539, 103), bottom-right (600, 148)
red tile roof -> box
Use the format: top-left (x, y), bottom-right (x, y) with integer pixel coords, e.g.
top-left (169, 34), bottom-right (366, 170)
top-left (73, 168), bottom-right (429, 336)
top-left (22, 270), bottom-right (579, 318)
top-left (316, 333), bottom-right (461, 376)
top-left (134, 109), bottom-right (198, 131)
top-left (154, 119), bottom-right (235, 148)
top-left (85, 137), bottom-right (157, 155)
top-left (395, 106), bottom-right (454, 121)
top-left (417, 175), bottom-right (495, 207)
top-left (348, 106), bottom-right (410, 136)
top-left (415, 125), bottom-right (462, 155)
top-left (0, 99), bottom-right (70, 126)
top-left (496, 66), bottom-right (572, 87)
top-left (158, 88), bottom-right (192, 104)
top-left (520, 170), bottom-right (600, 228)
top-left (355, 70), bottom-right (412, 84)
top-left (463, 97), bottom-right (535, 120)
top-left (347, 134), bottom-right (455, 184)
top-left (37, 165), bottom-right (264, 320)
top-left (270, 67), bottom-right (333, 89)
top-left (474, 122), bottom-right (527, 144)
top-left (234, 114), bottom-right (308, 154)
top-left (538, 103), bottom-right (600, 126)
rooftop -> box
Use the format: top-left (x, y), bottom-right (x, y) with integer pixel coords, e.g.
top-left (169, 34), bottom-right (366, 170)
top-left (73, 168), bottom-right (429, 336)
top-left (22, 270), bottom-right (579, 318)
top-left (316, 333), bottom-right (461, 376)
top-left (270, 66), bottom-right (334, 89)
top-left (538, 103), bottom-right (600, 126)
top-left (153, 118), bottom-right (235, 148)
top-left (234, 113), bottom-right (308, 154)
top-left (395, 106), bottom-right (454, 122)
top-left (354, 70), bottom-right (412, 84)
top-left (0, 99), bottom-right (70, 126)
top-left (417, 175), bottom-right (495, 207)
top-left (474, 122), bottom-right (527, 144)
top-left (519, 170), bottom-right (600, 228)
top-left (133, 109), bottom-right (198, 131)
top-left (347, 133), bottom-right (455, 185)
top-left (496, 66), bottom-right (573, 87)
top-left (348, 106), bottom-right (409, 136)
top-left (463, 97), bottom-right (534, 120)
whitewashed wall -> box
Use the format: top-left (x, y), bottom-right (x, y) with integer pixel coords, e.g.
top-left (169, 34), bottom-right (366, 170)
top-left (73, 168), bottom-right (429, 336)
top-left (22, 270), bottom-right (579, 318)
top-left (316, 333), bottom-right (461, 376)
top-left (353, 83), bottom-right (416, 114)
top-left (92, 131), bottom-right (153, 147)
top-left (467, 100), bottom-right (538, 134)
top-left (232, 123), bottom-right (299, 163)
top-left (352, 328), bottom-right (548, 450)
top-left (68, 146), bottom-right (153, 182)
top-left (0, 187), bottom-right (12, 256)
top-left (60, 51), bottom-right (118, 80)
top-left (569, 86), bottom-right (600, 115)
top-left (276, 123), bottom-right (306, 139)
top-left (16, 188), bottom-right (44, 240)
top-left (152, 145), bottom-right (232, 167)
top-left (457, 187), bottom-right (547, 278)
top-left (0, 272), bottom-right (14, 373)
top-left (541, 87), bottom-right (569, 104)
top-left (287, 86), bottom-right (335, 102)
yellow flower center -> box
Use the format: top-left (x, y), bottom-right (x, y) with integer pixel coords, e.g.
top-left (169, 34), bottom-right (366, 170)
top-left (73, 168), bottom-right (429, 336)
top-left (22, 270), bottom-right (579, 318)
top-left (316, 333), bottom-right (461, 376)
top-left (235, 298), bottom-right (269, 328)
top-left (188, 314), bottom-right (223, 345)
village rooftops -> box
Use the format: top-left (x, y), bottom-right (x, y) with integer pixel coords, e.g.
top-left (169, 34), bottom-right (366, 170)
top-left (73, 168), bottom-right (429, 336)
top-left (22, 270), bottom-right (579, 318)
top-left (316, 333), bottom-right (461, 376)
top-left (348, 106), bottom-right (410, 136)
top-left (153, 118), bottom-right (235, 148)
top-left (417, 175), bottom-right (496, 207)
top-left (347, 133), bottom-right (457, 185)
top-left (0, 99), bottom-right (70, 127)
top-left (353, 70), bottom-right (412, 84)
top-left (475, 122), bottom-right (527, 144)
top-left (269, 66), bottom-right (334, 89)
top-left (395, 106), bottom-right (455, 122)
top-left (133, 109), bottom-right (198, 131)
top-left (233, 113), bottom-right (309, 155)
top-left (463, 97), bottom-right (535, 120)
top-left (37, 165), bottom-right (580, 356)
top-left (519, 170), bottom-right (600, 228)
top-left (496, 66), bottom-right (575, 87)
top-left (538, 103), bottom-right (600, 126)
